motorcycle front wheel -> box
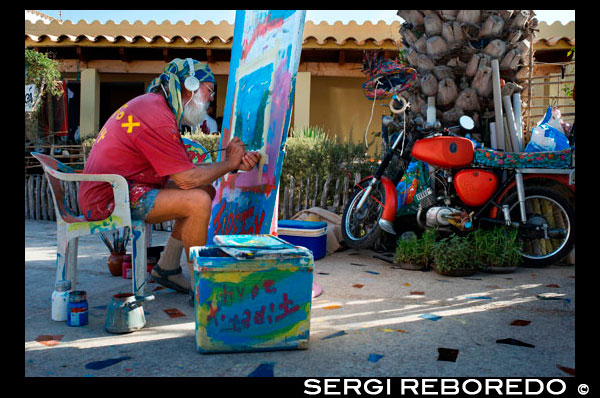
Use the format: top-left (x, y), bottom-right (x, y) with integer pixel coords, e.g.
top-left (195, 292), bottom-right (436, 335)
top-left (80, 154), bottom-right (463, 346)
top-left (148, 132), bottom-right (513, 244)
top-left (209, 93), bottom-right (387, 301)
top-left (501, 185), bottom-right (575, 267)
top-left (342, 179), bottom-right (388, 250)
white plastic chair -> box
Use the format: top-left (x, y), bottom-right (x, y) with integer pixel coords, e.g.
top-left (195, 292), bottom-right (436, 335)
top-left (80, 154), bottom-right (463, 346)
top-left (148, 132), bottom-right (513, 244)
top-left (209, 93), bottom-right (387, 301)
top-left (31, 152), bottom-right (150, 301)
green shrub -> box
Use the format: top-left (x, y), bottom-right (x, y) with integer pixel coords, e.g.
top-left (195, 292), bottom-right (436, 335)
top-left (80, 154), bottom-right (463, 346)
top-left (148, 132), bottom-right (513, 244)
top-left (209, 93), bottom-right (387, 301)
top-left (394, 228), bottom-right (438, 267)
top-left (471, 227), bottom-right (522, 269)
top-left (432, 234), bottom-right (478, 273)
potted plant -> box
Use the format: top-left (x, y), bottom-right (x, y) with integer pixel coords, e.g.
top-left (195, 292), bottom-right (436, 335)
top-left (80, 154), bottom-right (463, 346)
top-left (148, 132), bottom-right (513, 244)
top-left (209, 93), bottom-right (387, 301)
top-left (473, 227), bottom-right (522, 273)
top-left (394, 228), bottom-right (438, 270)
top-left (431, 233), bottom-right (478, 277)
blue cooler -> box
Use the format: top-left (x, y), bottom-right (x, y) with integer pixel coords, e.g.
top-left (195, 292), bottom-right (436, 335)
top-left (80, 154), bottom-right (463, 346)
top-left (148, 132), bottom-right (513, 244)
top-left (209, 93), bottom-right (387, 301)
top-left (277, 220), bottom-right (327, 261)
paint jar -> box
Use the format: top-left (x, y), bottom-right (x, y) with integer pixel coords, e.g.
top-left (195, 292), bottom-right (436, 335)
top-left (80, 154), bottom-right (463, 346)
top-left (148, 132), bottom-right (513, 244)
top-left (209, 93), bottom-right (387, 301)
top-left (67, 290), bottom-right (88, 327)
top-left (51, 280), bottom-right (71, 321)
top-left (122, 254), bottom-right (132, 279)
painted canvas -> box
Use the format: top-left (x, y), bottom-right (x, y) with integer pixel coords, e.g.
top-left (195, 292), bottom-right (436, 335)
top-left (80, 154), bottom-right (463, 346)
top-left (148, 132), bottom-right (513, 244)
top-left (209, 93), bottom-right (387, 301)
top-left (208, 10), bottom-right (306, 240)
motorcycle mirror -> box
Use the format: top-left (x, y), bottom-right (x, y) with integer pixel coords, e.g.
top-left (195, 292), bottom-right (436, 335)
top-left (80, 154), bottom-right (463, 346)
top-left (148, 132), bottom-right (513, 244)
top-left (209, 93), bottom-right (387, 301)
top-left (459, 115), bottom-right (475, 130)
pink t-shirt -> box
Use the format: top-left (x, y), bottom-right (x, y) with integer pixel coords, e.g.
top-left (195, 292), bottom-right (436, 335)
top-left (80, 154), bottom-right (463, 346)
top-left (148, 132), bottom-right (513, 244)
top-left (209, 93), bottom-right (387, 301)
top-left (78, 93), bottom-right (194, 221)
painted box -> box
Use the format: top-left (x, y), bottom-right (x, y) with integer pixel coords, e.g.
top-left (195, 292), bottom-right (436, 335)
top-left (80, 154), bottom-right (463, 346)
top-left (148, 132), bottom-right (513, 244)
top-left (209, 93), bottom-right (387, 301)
top-left (190, 234), bottom-right (314, 354)
top-left (277, 220), bottom-right (328, 261)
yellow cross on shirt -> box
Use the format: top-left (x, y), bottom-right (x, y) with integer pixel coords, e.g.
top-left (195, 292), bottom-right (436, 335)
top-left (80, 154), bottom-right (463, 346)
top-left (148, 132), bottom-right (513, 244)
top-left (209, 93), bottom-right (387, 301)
top-left (122, 115), bottom-right (140, 134)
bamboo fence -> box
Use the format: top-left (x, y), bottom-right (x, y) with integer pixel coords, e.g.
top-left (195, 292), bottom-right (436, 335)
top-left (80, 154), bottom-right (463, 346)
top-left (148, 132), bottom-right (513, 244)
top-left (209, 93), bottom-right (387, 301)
top-left (24, 172), bottom-right (364, 231)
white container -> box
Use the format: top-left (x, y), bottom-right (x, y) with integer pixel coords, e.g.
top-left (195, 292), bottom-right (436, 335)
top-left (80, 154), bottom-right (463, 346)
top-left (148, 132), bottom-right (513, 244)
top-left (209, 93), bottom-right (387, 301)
top-left (51, 280), bottom-right (71, 321)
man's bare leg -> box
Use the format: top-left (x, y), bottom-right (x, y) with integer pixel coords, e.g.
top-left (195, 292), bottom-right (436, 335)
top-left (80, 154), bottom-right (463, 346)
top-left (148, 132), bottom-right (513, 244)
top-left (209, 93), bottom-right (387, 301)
top-left (144, 188), bottom-right (212, 292)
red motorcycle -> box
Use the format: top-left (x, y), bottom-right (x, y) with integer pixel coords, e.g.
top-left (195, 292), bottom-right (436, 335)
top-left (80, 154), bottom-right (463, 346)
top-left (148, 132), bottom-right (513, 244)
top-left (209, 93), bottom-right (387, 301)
top-left (341, 96), bottom-right (575, 267)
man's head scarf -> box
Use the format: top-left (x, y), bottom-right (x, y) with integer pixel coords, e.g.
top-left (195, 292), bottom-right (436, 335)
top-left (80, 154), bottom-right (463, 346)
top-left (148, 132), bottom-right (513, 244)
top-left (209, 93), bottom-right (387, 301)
top-left (147, 58), bottom-right (215, 130)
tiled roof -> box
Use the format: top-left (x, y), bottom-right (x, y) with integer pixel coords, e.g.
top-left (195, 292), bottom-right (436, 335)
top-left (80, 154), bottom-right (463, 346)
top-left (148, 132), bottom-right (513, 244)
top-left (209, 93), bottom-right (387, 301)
top-left (25, 19), bottom-right (402, 49)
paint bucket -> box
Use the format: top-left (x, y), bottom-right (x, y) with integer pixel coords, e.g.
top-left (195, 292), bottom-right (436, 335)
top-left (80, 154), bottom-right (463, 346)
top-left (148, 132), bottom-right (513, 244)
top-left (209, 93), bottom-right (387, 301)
top-left (122, 254), bottom-right (132, 279)
top-left (105, 292), bottom-right (155, 334)
top-left (66, 290), bottom-right (88, 327)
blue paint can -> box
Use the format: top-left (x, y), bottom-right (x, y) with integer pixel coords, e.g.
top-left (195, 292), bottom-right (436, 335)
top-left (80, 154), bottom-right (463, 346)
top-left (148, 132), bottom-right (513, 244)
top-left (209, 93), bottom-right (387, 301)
top-left (67, 290), bottom-right (88, 327)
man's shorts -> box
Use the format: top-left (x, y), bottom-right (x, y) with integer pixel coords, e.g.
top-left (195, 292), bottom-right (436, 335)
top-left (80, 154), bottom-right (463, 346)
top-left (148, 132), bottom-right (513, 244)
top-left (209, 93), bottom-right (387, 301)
top-left (130, 188), bottom-right (160, 221)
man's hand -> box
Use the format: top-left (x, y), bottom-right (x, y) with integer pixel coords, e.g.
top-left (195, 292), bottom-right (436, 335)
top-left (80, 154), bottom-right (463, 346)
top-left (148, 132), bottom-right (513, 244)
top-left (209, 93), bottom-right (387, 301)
top-left (224, 137), bottom-right (262, 172)
top-left (238, 151), bottom-right (261, 172)
top-left (224, 137), bottom-right (245, 171)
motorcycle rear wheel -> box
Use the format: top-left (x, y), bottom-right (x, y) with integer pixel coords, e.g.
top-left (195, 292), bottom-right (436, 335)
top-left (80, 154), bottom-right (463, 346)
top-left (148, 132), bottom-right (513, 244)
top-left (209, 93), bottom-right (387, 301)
top-left (501, 185), bottom-right (575, 267)
top-left (342, 179), bottom-right (387, 250)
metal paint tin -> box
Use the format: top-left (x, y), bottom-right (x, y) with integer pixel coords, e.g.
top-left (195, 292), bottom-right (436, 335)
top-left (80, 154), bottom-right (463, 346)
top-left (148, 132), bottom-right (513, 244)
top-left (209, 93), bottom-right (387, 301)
top-left (122, 254), bottom-right (132, 279)
top-left (66, 290), bottom-right (88, 327)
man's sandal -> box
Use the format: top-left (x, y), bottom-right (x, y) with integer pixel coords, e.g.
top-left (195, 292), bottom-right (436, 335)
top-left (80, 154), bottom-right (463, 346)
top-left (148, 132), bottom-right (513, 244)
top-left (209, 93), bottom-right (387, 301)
top-left (151, 264), bottom-right (190, 294)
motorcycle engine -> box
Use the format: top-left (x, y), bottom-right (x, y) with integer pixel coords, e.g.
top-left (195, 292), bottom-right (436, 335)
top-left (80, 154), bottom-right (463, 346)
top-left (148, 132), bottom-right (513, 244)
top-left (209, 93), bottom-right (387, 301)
top-left (424, 206), bottom-right (473, 231)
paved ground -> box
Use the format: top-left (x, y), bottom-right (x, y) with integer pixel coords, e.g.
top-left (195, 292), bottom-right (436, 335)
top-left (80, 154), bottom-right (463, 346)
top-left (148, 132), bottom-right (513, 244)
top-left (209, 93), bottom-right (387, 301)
top-left (25, 219), bottom-right (576, 378)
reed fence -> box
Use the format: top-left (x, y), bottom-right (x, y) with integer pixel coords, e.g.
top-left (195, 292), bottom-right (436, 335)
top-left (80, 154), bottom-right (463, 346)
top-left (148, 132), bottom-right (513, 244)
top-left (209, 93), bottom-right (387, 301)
top-left (24, 172), bottom-right (364, 230)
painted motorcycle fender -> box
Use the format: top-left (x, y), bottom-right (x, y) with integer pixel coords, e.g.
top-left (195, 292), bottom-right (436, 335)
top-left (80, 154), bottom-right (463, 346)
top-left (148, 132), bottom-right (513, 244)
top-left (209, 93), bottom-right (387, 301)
top-left (488, 173), bottom-right (574, 219)
top-left (358, 176), bottom-right (397, 223)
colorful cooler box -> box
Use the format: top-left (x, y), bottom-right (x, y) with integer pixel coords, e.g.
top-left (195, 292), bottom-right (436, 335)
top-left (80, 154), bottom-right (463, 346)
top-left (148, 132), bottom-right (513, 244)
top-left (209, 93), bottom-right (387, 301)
top-left (190, 234), bottom-right (314, 354)
top-left (277, 220), bottom-right (327, 261)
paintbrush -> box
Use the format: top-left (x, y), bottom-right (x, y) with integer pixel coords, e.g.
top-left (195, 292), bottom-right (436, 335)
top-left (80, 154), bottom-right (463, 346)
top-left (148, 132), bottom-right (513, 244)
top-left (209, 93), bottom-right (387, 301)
top-left (208, 141), bottom-right (250, 154)
top-left (100, 232), bottom-right (114, 252)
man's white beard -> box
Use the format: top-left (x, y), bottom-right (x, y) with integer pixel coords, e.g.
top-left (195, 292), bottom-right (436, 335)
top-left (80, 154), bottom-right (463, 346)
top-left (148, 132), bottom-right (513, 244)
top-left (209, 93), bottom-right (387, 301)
top-left (182, 91), bottom-right (209, 128)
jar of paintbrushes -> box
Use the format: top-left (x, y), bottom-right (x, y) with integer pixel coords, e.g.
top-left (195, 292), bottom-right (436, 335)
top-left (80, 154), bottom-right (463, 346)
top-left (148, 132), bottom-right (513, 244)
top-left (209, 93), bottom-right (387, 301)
top-left (101, 227), bottom-right (130, 277)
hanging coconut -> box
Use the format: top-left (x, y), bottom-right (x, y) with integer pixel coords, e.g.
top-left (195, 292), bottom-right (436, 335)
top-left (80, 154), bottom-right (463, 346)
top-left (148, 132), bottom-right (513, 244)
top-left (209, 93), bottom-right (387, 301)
top-left (507, 30), bottom-right (522, 44)
top-left (498, 10), bottom-right (514, 20)
top-left (421, 73), bottom-right (439, 97)
top-left (417, 53), bottom-right (436, 73)
top-left (455, 88), bottom-right (481, 111)
top-left (424, 13), bottom-right (443, 36)
top-left (406, 48), bottom-right (420, 66)
top-left (426, 36), bottom-right (448, 59)
top-left (442, 107), bottom-right (465, 123)
top-left (472, 66), bottom-right (493, 97)
top-left (514, 39), bottom-right (531, 64)
top-left (457, 10), bottom-right (481, 25)
top-left (442, 22), bottom-right (455, 42)
top-left (433, 65), bottom-right (455, 81)
top-left (437, 78), bottom-right (459, 106)
top-left (398, 10), bottom-right (425, 26)
top-left (479, 14), bottom-right (505, 38)
top-left (440, 10), bottom-right (459, 21)
top-left (483, 39), bottom-right (507, 59)
top-left (414, 35), bottom-right (428, 54)
top-left (500, 49), bottom-right (521, 70)
top-left (452, 21), bottom-right (466, 41)
top-left (401, 25), bottom-right (418, 47)
top-left (511, 10), bottom-right (531, 29)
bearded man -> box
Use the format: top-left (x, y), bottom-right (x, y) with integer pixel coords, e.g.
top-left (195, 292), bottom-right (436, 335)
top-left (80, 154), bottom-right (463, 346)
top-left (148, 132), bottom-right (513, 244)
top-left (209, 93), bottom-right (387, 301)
top-left (78, 58), bottom-right (260, 297)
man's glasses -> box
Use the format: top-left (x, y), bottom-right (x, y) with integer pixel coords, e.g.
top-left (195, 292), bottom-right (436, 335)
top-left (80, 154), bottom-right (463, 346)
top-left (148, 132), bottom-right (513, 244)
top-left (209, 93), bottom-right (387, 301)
top-left (203, 83), bottom-right (215, 99)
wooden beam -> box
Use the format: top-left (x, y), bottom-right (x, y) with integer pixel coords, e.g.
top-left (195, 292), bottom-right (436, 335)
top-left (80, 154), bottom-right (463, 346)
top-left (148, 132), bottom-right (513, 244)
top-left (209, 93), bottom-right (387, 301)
top-left (58, 59), bottom-right (231, 75)
top-left (119, 48), bottom-right (130, 63)
top-left (338, 50), bottom-right (345, 65)
top-left (206, 49), bottom-right (214, 63)
top-left (58, 59), bottom-right (365, 78)
top-left (162, 48), bottom-right (170, 63)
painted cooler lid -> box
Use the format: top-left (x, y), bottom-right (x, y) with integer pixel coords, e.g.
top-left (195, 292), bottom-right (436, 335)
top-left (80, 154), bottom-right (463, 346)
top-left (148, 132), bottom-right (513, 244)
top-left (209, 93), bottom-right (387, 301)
top-left (278, 220), bottom-right (327, 230)
top-left (211, 234), bottom-right (313, 262)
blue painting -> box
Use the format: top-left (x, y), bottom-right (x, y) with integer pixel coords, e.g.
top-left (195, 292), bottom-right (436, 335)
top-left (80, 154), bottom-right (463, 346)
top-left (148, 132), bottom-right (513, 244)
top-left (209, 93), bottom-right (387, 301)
top-left (208, 10), bottom-right (306, 241)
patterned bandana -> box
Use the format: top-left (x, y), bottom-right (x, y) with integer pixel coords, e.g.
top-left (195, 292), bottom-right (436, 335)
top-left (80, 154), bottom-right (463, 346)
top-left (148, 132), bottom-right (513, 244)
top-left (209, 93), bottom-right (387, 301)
top-left (146, 58), bottom-right (215, 130)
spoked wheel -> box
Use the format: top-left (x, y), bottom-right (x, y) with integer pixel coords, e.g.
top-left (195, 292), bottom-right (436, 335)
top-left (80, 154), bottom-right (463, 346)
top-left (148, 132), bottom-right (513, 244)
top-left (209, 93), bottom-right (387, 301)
top-left (342, 179), bottom-right (387, 250)
top-left (502, 186), bottom-right (575, 267)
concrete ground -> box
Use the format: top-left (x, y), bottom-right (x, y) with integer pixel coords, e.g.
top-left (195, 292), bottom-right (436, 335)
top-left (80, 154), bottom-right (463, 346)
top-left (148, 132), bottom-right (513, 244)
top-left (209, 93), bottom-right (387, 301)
top-left (25, 219), bottom-right (575, 378)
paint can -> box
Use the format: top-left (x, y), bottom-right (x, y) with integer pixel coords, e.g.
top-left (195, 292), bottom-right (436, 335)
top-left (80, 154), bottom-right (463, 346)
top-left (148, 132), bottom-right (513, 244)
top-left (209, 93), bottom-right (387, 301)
top-left (122, 254), bottom-right (132, 279)
top-left (51, 280), bottom-right (71, 321)
top-left (66, 290), bottom-right (88, 327)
